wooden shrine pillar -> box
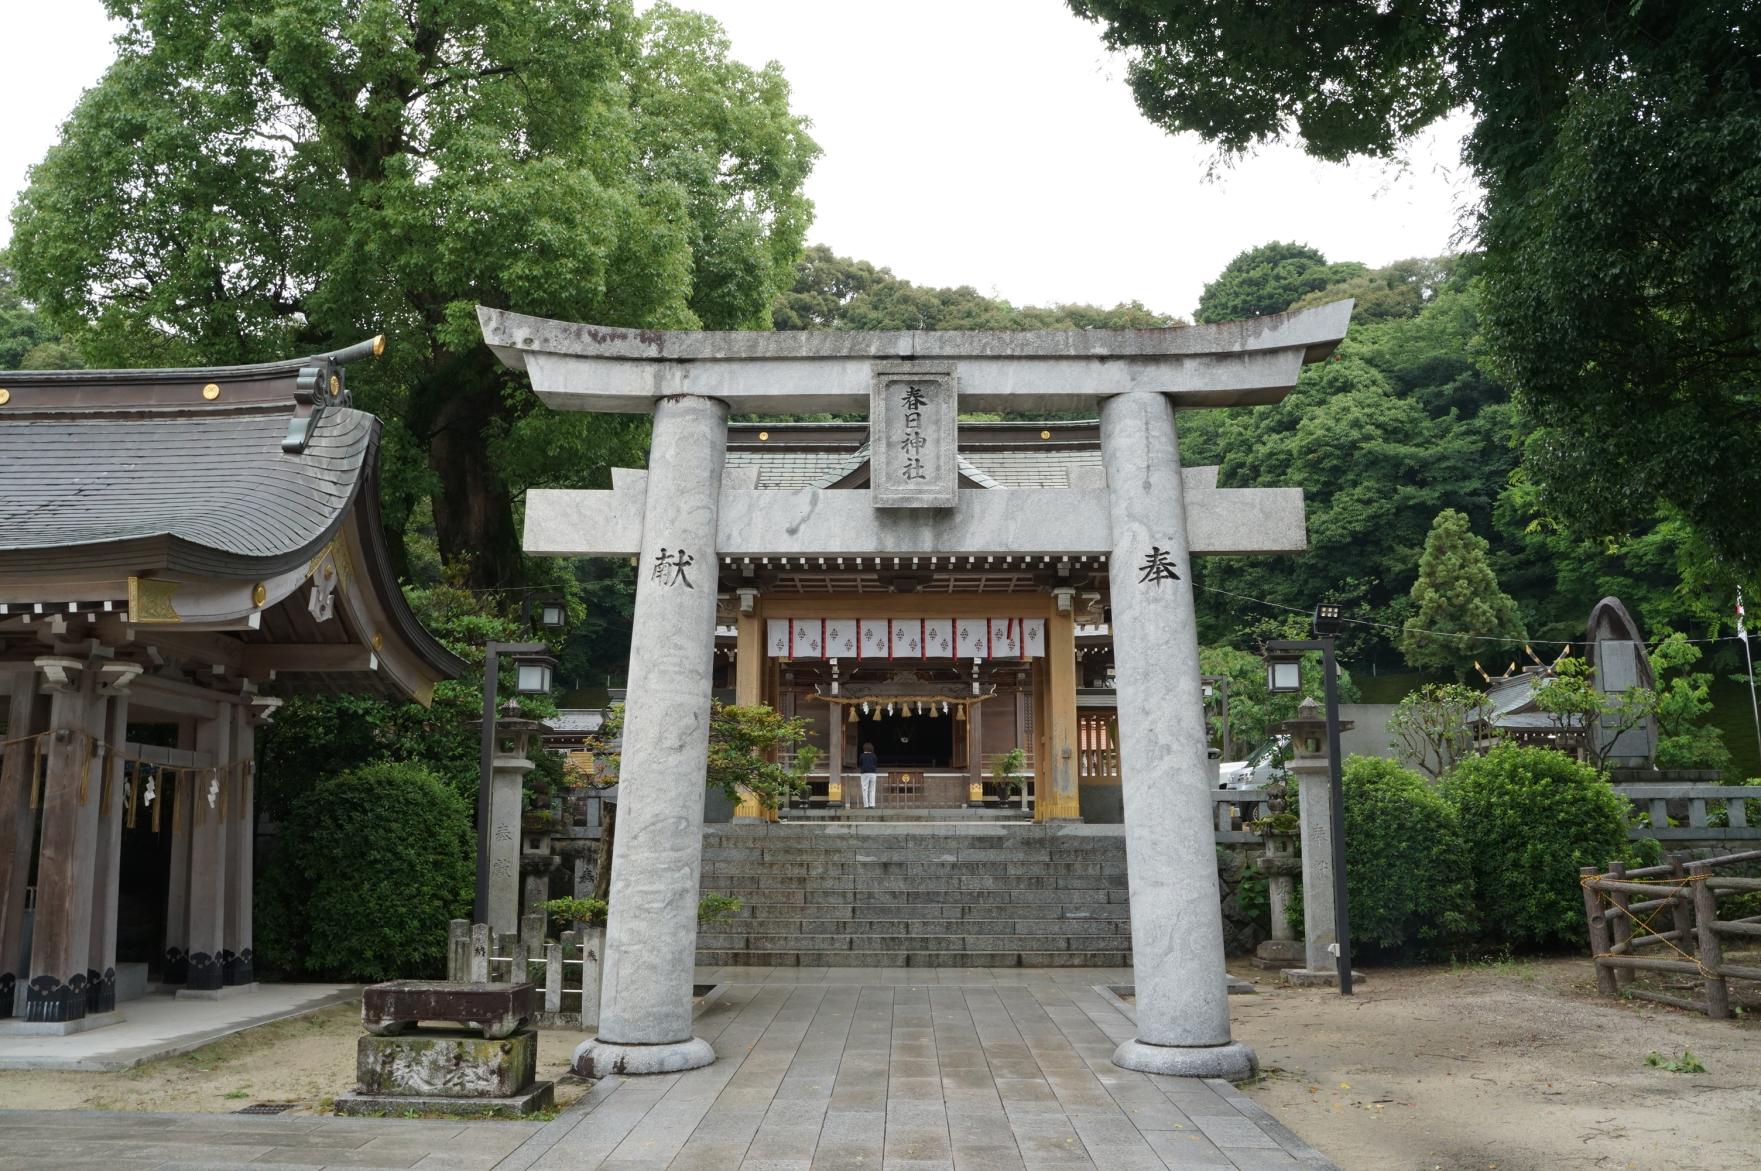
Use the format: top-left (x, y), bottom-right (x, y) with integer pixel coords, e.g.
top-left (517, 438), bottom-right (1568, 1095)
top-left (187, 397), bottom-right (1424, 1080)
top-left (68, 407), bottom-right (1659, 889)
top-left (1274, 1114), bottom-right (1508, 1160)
top-left (733, 605), bottom-right (766, 820)
top-left (223, 705), bottom-right (256, 986)
top-left (0, 669), bottom-right (47, 1018)
top-left (1038, 610), bottom-right (1081, 821)
top-left (182, 711), bottom-right (230, 993)
top-left (966, 694), bottom-right (984, 800)
top-left (161, 720), bottom-right (196, 984)
top-left (26, 665), bottom-right (107, 1024)
top-left (826, 695), bottom-right (845, 806)
top-left (85, 689), bottom-right (129, 1014)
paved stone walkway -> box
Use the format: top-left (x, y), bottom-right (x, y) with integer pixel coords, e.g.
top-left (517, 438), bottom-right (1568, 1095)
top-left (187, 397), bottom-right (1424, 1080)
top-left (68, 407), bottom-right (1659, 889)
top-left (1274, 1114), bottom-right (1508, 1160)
top-left (0, 973), bottom-right (1335, 1169)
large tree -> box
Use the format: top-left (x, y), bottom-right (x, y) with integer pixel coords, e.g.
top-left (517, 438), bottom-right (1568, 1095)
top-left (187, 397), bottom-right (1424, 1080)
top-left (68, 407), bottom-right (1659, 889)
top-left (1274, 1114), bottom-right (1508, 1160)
top-left (1194, 241), bottom-right (1363, 323)
top-left (1401, 508), bottom-right (1526, 679)
top-left (9, 1), bottom-right (818, 587)
top-left (1069, 1), bottom-right (1761, 587)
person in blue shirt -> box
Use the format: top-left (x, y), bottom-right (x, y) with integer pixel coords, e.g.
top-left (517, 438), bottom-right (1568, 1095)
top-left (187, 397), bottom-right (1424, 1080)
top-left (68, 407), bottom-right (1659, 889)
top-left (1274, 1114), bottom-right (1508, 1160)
top-left (858, 742), bottom-right (879, 809)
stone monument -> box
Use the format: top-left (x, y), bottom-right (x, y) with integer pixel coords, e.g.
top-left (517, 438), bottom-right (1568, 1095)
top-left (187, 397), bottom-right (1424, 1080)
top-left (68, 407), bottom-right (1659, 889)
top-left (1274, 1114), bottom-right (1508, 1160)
top-left (336, 981), bottom-right (553, 1117)
top-left (1279, 698), bottom-right (1363, 988)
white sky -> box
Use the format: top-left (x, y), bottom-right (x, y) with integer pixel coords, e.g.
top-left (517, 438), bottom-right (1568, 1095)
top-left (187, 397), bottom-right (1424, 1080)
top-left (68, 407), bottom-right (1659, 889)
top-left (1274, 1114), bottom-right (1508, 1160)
top-left (0, 0), bottom-right (1478, 320)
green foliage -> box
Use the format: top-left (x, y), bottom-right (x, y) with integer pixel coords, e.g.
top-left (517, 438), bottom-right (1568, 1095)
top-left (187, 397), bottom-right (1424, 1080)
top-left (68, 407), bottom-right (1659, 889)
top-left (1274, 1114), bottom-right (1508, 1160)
top-left (9, 0), bottom-right (817, 587)
top-left (991, 747), bottom-right (1029, 798)
top-left (544, 896), bottom-right (608, 930)
top-left (1644, 1049), bottom-right (1707, 1074)
top-left (1648, 632), bottom-right (1730, 772)
top-left (1336, 756), bottom-right (1475, 957)
top-left (0, 265), bottom-right (80, 371)
top-left (1442, 744), bottom-right (1636, 951)
top-left (257, 582), bottom-right (562, 817)
top-left (697, 894), bottom-right (742, 924)
top-left (595, 700), bottom-right (810, 811)
top-left (773, 245), bottom-right (1182, 335)
top-left (1198, 644), bottom-right (1358, 753)
top-left (1387, 683), bottom-right (1488, 780)
top-left (1193, 241), bottom-right (1364, 323)
top-left (256, 762), bottom-right (473, 981)
top-left (1401, 510), bottom-right (1526, 680)
top-left (1069, 1), bottom-right (1761, 588)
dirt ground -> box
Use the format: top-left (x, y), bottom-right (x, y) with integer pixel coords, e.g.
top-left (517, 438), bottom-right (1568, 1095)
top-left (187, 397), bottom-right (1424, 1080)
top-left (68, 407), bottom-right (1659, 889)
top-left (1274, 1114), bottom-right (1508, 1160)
top-left (0, 1002), bottom-right (594, 1115)
top-left (1230, 955), bottom-right (1761, 1171)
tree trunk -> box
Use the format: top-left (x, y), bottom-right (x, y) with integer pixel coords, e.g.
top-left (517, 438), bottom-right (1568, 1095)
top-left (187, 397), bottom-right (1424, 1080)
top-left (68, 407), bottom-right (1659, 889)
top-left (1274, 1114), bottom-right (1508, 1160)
top-left (594, 804), bottom-right (616, 904)
top-left (423, 380), bottom-right (522, 589)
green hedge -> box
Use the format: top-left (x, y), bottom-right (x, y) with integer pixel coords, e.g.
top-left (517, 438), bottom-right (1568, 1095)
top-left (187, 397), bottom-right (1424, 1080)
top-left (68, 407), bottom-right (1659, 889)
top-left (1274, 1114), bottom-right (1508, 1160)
top-left (1338, 756), bottom-right (1475, 957)
top-left (257, 761), bottom-right (473, 981)
top-left (1442, 744), bottom-right (1635, 950)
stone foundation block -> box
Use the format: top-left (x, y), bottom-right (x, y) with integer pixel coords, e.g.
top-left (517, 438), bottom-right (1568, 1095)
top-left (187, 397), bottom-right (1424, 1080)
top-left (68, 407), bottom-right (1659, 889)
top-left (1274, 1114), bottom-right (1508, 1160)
top-left (356, 1030), bottom-right (537, 1099)
top-left (1252, 939), bottom-right (1306, 970)
top-left (334, 1080), bottom-right (554, 1119)
top-left (1281, 967), bottom-right (1366, 988)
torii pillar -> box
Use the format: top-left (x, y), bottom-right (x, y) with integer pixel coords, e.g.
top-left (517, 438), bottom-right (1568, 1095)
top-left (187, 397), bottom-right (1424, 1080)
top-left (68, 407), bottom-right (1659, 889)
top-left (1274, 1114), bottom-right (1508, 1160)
top-left (480, 300), bottom-right (1351, 1078)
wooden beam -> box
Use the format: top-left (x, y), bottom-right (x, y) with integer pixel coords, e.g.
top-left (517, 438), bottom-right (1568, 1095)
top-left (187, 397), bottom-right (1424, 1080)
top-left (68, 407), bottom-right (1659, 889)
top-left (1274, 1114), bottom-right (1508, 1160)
top-left (242, 645), bottom-right (376, 676)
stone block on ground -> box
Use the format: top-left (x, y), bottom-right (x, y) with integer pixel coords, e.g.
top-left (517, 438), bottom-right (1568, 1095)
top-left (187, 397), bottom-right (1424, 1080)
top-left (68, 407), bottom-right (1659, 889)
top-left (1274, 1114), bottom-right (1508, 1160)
top-left (1253, 939), bottom-right (1306, 970)
top-left (334, 1078), bottom-right (554, 1119)
top-left (355, 1029), bottom-right (538, 1099)
top-left (361, 980), bottom-right (539, 1039)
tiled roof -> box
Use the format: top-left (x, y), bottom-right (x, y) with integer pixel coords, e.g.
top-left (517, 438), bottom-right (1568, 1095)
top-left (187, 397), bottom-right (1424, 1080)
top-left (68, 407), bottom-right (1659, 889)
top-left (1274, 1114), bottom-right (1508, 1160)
top-left (0, 406), bottom-right (373, 577)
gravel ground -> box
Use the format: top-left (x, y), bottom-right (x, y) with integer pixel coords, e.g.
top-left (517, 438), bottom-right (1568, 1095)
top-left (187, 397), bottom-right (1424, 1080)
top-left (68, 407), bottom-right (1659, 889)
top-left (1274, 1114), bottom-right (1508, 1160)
top-left (1229, 955), bottom-right (1761, 1171)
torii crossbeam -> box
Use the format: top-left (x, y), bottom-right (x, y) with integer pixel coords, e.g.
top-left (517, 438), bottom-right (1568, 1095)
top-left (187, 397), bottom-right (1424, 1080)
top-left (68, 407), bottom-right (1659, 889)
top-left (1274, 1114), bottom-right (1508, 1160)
top-left (479, 299), bottom-right (1352, 1080)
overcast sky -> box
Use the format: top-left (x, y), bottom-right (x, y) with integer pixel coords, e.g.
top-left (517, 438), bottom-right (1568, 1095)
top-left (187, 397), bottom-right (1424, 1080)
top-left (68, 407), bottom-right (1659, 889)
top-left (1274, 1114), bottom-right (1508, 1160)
top-left (0, 0), bottom-right (1478, 320)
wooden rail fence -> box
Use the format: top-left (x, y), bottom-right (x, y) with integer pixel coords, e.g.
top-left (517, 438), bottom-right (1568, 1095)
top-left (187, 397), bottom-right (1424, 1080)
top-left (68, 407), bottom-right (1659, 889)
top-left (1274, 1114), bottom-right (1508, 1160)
top-left (1581, 849), bottom-right (1761, 1018)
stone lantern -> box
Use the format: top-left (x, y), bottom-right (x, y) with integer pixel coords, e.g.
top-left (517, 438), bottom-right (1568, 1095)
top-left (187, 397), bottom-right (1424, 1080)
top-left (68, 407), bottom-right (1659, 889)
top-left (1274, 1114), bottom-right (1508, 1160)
top-left (1251, 773), bottom-right (1305, 970)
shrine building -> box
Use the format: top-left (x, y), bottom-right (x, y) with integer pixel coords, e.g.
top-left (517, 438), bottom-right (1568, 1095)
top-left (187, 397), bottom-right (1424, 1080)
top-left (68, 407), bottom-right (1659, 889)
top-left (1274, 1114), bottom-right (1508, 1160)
top-left (708, 418), bottom-right (1144, 822)
top-left (0, 343), bottom-right (459, 1030)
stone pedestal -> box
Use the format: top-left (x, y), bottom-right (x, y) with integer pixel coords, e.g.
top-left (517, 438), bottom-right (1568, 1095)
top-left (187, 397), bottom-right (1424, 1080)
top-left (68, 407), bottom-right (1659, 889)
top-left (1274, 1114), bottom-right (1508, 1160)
top-left (336, 1031), bottom-right (553, 1118)
top-left (1253, 836), bottom-right (1304, 970)
top-left (1100, 391), bottom-right (1256, 1080)
top-left (575, 394), bottom-right (726, 1079)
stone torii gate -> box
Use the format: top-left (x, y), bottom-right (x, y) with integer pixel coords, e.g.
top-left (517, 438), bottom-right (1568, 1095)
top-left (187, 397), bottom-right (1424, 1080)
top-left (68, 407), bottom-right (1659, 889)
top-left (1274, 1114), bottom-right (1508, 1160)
top-left (480, 300), bottom-right (1351, 1079)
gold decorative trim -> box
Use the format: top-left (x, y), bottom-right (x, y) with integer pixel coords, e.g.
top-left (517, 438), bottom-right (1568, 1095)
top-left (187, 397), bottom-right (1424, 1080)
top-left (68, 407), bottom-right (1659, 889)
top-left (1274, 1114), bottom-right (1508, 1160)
top-left (127, 576), bottom-right (181, 623)
top-left (371, 334), bottom-right (386, 357)
top-left (1040, 430), bottom-right (1052, 440)
top-left (201, 383), bottom-right (221, 401)
top-left (251, 581), bottom-right (267, 607)
top-left (0, 389), bottom-right (10, 405)
top-left (329, 373), bottom-right (340, 396)
top-left (371, 632), bottom-right (384, 652)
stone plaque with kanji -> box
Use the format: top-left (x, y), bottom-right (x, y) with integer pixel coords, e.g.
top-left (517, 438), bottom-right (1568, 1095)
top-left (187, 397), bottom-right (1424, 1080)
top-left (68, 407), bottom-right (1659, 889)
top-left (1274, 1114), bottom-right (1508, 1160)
top-left (870, 364), bottom-right (957, 508)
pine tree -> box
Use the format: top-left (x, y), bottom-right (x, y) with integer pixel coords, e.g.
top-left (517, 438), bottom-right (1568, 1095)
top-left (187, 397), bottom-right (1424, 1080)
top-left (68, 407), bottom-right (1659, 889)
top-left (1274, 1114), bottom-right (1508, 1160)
top-left (1401, 509), bottom-right (1526, 679)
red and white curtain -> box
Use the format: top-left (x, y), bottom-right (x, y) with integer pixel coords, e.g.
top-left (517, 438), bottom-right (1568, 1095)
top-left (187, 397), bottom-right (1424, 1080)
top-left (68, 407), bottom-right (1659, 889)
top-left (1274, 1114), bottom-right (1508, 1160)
top-left (766, 617), bottom-right (1046, 659)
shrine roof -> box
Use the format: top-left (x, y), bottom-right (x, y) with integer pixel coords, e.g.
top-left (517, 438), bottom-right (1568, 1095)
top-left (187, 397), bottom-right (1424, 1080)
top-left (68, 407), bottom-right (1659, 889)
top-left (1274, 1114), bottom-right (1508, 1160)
top-left (0, 341), bottom-right (461, 704)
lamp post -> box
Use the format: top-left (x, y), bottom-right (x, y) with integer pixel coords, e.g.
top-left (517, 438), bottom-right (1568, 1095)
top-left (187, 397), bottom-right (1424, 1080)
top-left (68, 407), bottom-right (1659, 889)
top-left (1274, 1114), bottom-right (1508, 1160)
top-left (1201, 674), bottom-right (1232, 762)
top-left (1264, 600), bottom-right (1354, 995)
top-left (474, 638), bottom-right (559, 926)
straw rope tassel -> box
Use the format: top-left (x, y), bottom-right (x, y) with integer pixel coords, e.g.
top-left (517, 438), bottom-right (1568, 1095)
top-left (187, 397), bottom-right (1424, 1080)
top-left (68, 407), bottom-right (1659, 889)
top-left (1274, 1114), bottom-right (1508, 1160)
top-left (152, 769), bottom-right (166, 834)
top-left (28, 732), bottom-right (45, 810)
top-left (98, 743), bottom-right (114, 816)
top-left (193, 768), bottom-right (205, 827)
top-left (76, 731), bottom-right (93, 804)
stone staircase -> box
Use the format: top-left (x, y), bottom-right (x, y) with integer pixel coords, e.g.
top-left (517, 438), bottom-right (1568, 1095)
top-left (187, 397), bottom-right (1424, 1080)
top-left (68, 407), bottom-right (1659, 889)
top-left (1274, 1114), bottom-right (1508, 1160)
top-left (696, 823), bottom-right (1132, 968)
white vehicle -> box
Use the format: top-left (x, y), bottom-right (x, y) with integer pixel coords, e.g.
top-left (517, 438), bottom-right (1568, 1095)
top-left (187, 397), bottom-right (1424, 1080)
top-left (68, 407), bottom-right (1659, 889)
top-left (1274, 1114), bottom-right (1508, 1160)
top-left (1217, 734), bottom-right (1290, 789)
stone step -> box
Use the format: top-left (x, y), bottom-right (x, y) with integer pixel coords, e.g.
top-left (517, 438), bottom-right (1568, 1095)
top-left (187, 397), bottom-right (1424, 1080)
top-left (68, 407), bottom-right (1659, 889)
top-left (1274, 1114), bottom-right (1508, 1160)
top-left (706, 918), bottom-right (1132, 938)
top-left (714, 902), bottom-right (1131, 921)
top-left (717, 888), bottom-right (1130, 906)
top-left (696, 949), bottom-right (1131, 968)
top-left (707, 874), bottom-right (1127, 893)
top-left (776, 808), bottom-right (1029, 822)
top-left (697, 931), bottom-right (1123, 951)
top-left (702, 861), bottom-right (1122, 878)
top-left (701, 846), bottom-right (1118, 862)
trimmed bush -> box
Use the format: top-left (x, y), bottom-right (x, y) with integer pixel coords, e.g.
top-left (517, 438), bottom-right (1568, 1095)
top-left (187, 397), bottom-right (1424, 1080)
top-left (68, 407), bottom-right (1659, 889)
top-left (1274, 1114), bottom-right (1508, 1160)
top-left (1337, 756), bottom-right (1474, 957)
top-left (256, 761), bottom-right (473, 981)
top-left (1443, 744), bottom-right (1634, 950)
